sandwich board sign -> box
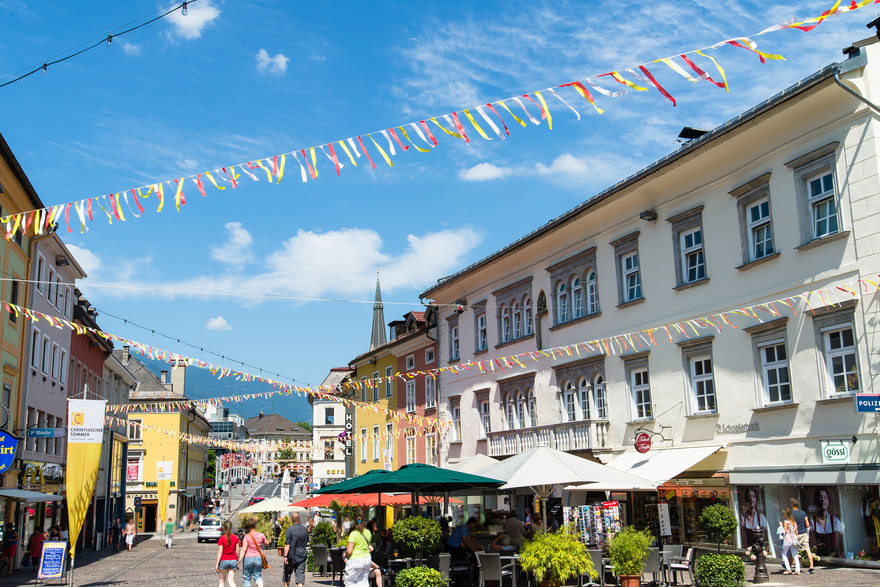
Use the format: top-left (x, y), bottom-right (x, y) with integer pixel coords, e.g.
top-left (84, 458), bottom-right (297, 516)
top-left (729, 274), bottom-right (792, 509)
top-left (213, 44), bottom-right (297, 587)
top-left (38, 541), bottom-right (68, 579)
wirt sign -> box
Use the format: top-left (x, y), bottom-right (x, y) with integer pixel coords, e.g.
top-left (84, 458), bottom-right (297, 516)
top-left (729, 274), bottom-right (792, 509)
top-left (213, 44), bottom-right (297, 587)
top-left (0, 432), bottom-right (21, 474)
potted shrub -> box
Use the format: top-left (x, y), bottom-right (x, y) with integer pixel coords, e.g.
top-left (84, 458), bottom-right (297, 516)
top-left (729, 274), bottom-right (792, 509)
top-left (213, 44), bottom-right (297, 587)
top-left (608, 527), bottom-right (653, 587)
top-left (519, 526), bottom-right (595, 587)
top-left (694, 504), bottom-right (745, 587)
top-left (307, 520), bottom-right (337, 572)
top-left (392, 516), bottom-right (441, 560)
top-left (395, 565), bottom-right (447, 587)
top-left (276, 516), bottom-right (292, 556)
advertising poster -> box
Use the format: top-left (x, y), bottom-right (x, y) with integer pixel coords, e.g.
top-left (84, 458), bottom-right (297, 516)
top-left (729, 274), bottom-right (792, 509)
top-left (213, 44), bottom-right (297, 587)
top-left (801, 485), bottom-right (844, 557)
top-left (66, 399), bottom-right (106, 561)
top-left (738, 486), bottom-right (771, 549)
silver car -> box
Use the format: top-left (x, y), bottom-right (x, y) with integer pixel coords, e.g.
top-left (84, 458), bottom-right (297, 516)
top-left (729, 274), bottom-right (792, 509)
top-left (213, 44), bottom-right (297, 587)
top-left (197, 517), bottom-right (223, 543)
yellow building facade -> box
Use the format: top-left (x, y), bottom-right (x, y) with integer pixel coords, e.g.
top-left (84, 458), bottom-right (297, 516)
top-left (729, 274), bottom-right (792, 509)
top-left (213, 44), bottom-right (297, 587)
top-left (352, 348), bottom-right (398, 476)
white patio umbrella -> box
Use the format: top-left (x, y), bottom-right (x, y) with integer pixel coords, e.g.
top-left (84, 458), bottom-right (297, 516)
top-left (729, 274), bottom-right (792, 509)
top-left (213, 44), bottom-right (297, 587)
top-left (281, 468), bottom-right (292, 503)
top-left (447, 454), bottom-right (500, 473)
top-left (475, 446), bottom-right (654, 530)
top-left (238, 496), bottom-right (308, 515)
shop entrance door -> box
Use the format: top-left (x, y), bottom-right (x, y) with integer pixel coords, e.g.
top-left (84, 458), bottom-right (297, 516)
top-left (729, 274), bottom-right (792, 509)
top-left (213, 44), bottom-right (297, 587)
top-left (142, 504), bottom-right (157, 532)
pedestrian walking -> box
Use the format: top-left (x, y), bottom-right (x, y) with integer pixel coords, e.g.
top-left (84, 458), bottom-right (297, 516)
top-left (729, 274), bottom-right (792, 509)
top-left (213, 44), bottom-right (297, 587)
top-left (283, 512), bottom-right (308, 587)
top-left (216, 521), bottom-right (240, 587)
top-left (343, 517), bottom-right (381, 587)
top-left (180, 516), bottom-right (187, 533)
top-left (27, 527), bottom-right (44, 570)
top-left (238, 517), bottom-right (269, 587)
top-left (790, 498), bottom-right (815, 573)
top-left (165, 517), bottom-right (175, 549)
top-left (2, 522), bottom-right (18, 576)
top-left (124, 520), bottom-right (136, 551)
top-left (781, 509), bottom-right (801, 575)
top-left (110, 519), bottom-right (121, 552)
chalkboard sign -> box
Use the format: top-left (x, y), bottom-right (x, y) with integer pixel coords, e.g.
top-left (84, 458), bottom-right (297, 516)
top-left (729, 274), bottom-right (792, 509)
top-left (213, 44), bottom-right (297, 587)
top-left (38, 541), bottom-right (68, 579)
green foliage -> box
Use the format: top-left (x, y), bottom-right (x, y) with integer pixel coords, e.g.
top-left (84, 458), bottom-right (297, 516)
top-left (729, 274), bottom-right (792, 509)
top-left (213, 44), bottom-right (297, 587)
top-left (519, 525), bottom-right (595, 586)
top-left (296, 421), bottom-right (313, 432)
top-left (392, 516), bottom-right (441, 556)
top-left (395, 566), bottom-right (447, 587)
top-left (700, 504), bottom-right (738, 549)
top-left (276, 515), bottom-right (293, 548)
top-left (608, 527), bottom-right (653, 576)
top-left (694, 553), bottom-right (745, 587)
top-left (277, 436), bottom-right (296, 468)
top-left (798, 545), bottom-right (820, 567)
top-left (205, 450), bottom-right (216, 483)
top-left (328, 500), bottom-right (360, 528)
top-left (336, 537), bottom-right (349, 548)
top-left (311, 521), bottom-right (337, 547)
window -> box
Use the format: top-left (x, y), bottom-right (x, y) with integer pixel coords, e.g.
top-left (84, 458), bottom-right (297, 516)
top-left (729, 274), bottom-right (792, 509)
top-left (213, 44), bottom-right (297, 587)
top-left (524, 296), bottom-right (533, 335)
top-left (622, 254), bottom-right (641, 301)
top-left (562, 381), bottom-right (577, 422)
top-left (51, 343), bottom-right (59, 380)
top-left (30, 327), bottom-right (40, 369)
top-left (512, 301), bottom-right (522, 339)
top-left (476, 313), bottom-right (488, 350)
top-left (360, 376), bottom-right (367, 402)
top-left (128, 419), bottom-right (142, 441)
top-left (593, 376), bottom-right (607, 420)
top-left (41, 336), bottom-right (50, 374)
top-left (586, 271), bottom-right (599, 315)
top-left (58, 350), bottom-right (66, 385)
top-left (452, 405), bottom-right (461, 442)
top-left (479, 399), bottom-right (491, 438)
top-left (325, 407), bottom-right (335, 425)
top-left (449, 323), bottom-right (460, 360)
top-left (372, 426), bottom-right (380, 461)
top-left (425, 376), bottom-right (436, 409)
top-left (557, 282), bottom-right (568, 323)
top-left (505, 394), bottom-right (516, 430)
top-left (631, 369), bottom-right (652, 420)
top-left (760, 342), bottom-right (791, 404)
top-left (527, 389), bottom-right (538, 426)
top-left (386, 423), bottom-right (393, 459)
top-left (731, 174), bottom-right (778, 267)
top-left (500, 305), bottom-right (510, 343)
top-left (26, 408), bottom-right (36, 451)
top-left (680, 228), bottom-right (705, 283)
top-left (748, 199), bottom-right (774, 260)
top-left (516, 392), bottom-right (526, 427)
top-left (360, 429), bottom-right (367, 462)
top-left (425, 348), bottom-right (435, 364)
top-left (36, 256), bottom-right (44, 292)
top-left (385, 366), bottom-right (393, 397)
top-left (787, 143), bottom-right (843, 245)
top-left (406, 434), bottom-right (416, 465)
top-left (426, 434), bottom-right (437, 466)
top-left (823, 325), bottom-right (859, 394)
top-left (55, 276), bottom-right (62, 307)
top-left (406, 355), bottom-right (415, 371)
top-left (372, 371), bottom-right (379, 401)
top-left (8, 280), bottom-right (19, 323)
top-left (405, 380), bottom-right (416, 413)
top-left (47, 268), bottom-right (55, 307)
top-left (572, 277), bottom-right (583, 319)
top-left (808, 172), bottom-right (838, 238)
top-left (578, 378), bottom-right (590, 420)
top-left (690, 356), bottom-right (716, 413)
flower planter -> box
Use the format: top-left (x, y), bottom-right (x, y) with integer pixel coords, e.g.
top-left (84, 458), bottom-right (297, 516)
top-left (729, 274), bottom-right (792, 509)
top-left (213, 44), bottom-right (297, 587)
top-left (619, 575), bottom-right (641, 587)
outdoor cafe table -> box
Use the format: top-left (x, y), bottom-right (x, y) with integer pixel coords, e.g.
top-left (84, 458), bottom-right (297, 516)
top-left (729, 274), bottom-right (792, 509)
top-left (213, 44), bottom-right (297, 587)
top-left (500, 554), bottom-right (529, 587)
top-left (388, 557), bottom-right (414, 570)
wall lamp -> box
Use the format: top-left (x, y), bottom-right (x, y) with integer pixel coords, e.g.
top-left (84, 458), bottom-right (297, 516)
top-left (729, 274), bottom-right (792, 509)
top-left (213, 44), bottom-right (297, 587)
top-left (639, 210), bottom-right (658, 221)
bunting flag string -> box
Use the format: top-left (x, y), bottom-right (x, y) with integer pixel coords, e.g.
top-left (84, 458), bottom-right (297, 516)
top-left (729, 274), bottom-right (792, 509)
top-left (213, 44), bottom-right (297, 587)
top-left (7, 271), bottom-right (880, 426)
top-left (3, 1), bottom-right (877, 240)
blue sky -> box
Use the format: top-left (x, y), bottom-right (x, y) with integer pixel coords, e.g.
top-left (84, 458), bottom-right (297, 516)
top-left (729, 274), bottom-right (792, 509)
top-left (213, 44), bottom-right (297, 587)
top-left (0, 0), bottom-right (872, 393)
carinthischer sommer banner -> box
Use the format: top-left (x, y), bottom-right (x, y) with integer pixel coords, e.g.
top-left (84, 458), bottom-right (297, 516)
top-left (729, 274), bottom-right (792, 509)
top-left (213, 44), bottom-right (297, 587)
top-left (66, 399), bottom-right (106, 561)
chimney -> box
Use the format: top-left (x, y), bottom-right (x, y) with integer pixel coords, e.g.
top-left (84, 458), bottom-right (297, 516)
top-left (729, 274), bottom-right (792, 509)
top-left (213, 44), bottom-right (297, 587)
top-left (170, 360), bottom-right (186, 396)
top-left (160, 370), bottom-right (168, 384)
top-left (122, 345), bottom-right (130, 364)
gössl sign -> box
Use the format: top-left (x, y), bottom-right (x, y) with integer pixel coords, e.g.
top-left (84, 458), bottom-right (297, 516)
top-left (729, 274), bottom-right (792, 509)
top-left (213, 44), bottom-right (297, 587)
top-left (820, 441), bottom-right (850, 464)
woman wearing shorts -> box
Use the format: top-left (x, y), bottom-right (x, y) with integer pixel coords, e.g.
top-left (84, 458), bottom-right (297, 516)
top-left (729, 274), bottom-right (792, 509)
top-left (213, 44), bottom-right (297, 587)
top-left (238, 518), bottom-right (269, 587)
top-left (124, 520), bottom-right (135, 551)
top-left (216, 521), bottom-right (240, 587)
top-left (2, 523), bottom-right (18, 575)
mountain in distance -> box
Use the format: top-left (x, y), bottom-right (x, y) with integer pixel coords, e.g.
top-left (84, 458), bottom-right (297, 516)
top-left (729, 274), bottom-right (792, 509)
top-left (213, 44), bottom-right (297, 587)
top-left (138, 356), bottom-right (312, 424)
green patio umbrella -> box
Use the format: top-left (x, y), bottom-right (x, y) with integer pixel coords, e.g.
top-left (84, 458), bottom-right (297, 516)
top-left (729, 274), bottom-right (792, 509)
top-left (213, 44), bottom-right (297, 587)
top-left (320, 463), bottom-right (503, 494)
top-left (310, 469), bottom-right (392, 494)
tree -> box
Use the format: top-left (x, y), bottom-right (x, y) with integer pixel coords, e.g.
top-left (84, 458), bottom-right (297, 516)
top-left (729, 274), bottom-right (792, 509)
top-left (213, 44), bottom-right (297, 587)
top-left (277, 436), bottom-right (295, 469)
top-left (205, 450), bottom-right (216, 484)
top-left (296, 420), bottom-right (312, 432)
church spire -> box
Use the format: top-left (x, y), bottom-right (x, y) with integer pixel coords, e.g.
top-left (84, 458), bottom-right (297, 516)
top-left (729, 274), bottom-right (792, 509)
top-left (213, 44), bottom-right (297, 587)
top-left (370, 269), bottom-right (387, 350)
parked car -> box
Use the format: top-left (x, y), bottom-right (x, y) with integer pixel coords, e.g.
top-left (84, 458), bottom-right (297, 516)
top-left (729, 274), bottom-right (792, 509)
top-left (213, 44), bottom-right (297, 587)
top-left (197, 517), bottom-right (223, 543)
top-left (248, 496), bottom-right (266, 506)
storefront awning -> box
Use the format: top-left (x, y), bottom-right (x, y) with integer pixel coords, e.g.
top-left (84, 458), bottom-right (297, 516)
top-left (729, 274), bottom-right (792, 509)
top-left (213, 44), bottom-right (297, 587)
top-left (566, 445), bottom-right (723, 491)
top-left (729, 463), bottom-right (880, 486)
top-left (0, 489), bottom-right (64, 502)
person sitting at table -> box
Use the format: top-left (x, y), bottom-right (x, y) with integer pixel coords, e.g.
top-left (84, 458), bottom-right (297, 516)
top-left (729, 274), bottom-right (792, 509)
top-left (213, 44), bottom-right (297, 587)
top-left (490, 533), bottom-right (516, 554)
top-left (503, 514), bottom-right (528, 551)
top-left (448, 517), bottom-right (482, 561)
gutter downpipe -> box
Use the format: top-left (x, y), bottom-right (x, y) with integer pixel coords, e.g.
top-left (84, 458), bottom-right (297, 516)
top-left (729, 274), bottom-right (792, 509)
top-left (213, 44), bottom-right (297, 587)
top-left (833, 67), bottom-right (880, 115)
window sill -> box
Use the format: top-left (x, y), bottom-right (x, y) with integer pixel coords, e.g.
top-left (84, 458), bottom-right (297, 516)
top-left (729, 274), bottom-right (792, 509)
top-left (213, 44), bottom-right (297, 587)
top-left (815, 395), bottom-right (854, 405)
top-left (616, 298), bottom-right (646, 310)
top-left (685, 412), bottom-right (719, 420)
top-left (447, 358), bottom-right (460, 365)
top-left (495, 333), bottom-right (536, 350)
top-left (795, 230), bottom-right (850, 252)
top-left (549, 312), bottom-right (602, 332)
top-left (449, 440), bottom-right (462, 445)
top-left (674, 278), bottom-right (710, 292)
top-left (473, 349), bottom-right (489, 356)
top-left (626, 419), bottom-right (655, 426)
top-left (736, 252), bottom-right (781, 271)
top-left (752, 402), bottom-right (799, 414)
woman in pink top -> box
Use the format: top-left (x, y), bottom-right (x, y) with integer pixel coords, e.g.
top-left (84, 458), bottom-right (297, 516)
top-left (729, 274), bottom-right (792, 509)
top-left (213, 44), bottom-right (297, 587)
top-left (238, 518), bottom-right (270, 587)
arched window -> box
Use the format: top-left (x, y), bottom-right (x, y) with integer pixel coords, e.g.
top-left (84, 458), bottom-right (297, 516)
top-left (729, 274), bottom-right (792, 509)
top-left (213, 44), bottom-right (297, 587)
top-left (587, 270), bottom-right (599, 315)
top-left (578, 377), bottom-right (591, 420)
top-left (563, 380), bottom-right (576, 422)
top-left (523, 295), bottom-right (533, 335)
top-left (516, 391), bottom-right (526, 428)
top-left (505, 393), bottom-right (516, 430)
top-left (557, 282), bottom-right (568, 323)
top-left (593, 375), bottom-right (607, 420)
top-left (527, 388), bottom-right (537, 427)
top-left (572, 276), bottom-right (583, 319)
top-left (501, 304), bottom-right (510, 343)
top-left (512, 301), bottom-right (522, 339)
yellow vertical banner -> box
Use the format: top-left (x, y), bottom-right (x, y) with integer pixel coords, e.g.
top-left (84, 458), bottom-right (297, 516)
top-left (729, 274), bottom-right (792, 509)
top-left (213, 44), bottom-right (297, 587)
top-left (66, 399), bottom-right (106, 562)
top-left (156, 461), bottom-right (173, 528)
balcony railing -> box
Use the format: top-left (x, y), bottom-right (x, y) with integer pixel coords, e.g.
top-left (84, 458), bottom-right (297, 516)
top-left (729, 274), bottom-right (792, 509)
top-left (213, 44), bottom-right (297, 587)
top-left (487, 420), bottom-right (610, 457)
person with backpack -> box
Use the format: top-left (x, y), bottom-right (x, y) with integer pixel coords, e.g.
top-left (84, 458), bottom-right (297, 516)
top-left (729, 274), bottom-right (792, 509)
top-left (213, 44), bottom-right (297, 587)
top-left (283, 512), bottom-right (308, 587)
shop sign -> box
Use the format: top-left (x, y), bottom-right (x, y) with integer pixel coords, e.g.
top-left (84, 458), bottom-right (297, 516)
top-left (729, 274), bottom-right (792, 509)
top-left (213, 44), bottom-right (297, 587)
top-left (344, 413), bottom-right (353, 456)
top-left (0, 432), bottom-right (21, 475)
top-left (658, 502), bottom-right (672, 536)
top-left (634, 432), bottom-right (651, 453)
top-left (716, 422), bottom-right (759, 434)
top-left (27, 428), bottom-right (65, 438)
top-left (820, 440), bottom-right (850, 464)
top-left (854, 393), bottom-right (880, 413)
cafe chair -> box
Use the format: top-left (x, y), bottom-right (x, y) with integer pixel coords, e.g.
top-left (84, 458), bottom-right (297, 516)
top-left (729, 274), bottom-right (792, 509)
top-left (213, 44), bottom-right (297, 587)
top-left (428, 553), bottom-right (452, 581)
top-left (330, 547), bottom-right (346, 586)
top-left (476, 552), bottom-right (515, 587)
top-left (643, 548), bottom-right (661, 585)
top-left (668, 547), bottom-right (696, 586)
top-left (311, 544), bottom-right (330, 577)
top-left (579, 549), bottom-right (605, 587)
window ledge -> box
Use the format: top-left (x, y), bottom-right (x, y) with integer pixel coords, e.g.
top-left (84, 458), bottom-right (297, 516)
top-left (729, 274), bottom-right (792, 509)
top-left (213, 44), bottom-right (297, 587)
top-left (473, 349), bottom-right (489, 356)
top-left (795, 231), bottom-right (850, 252)
top-left (447, 358), bottom-right (460, 365)
top-left (752, 402), bottom-right (799, 414)
top-left (736, 252), bottom-right (781, 271)
top-left (549, 312), bottom-right (602, 332)
top-left (449, 440), bottom-right (462, 445)
top-left (674, 278), bottom-right (710, 292)
top-left (815, 395), bottom-right (854, 405)
top-left (616, 298), bottom-right (646, 310)
top-left (685, 412), bottom-right (719, 420)
top-left (626, 419), bottom-right (655, 426)
top-left (495, 333), bottom-right (536, 350)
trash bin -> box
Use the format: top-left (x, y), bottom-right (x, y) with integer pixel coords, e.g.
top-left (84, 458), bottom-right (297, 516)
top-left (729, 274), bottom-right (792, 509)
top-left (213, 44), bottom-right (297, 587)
top-left (95, 532), bottom-right (103, 550)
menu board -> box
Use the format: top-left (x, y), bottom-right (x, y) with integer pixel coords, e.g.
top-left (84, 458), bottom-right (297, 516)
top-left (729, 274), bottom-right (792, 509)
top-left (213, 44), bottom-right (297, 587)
top-left (38, 541), bottom-right (67, 579)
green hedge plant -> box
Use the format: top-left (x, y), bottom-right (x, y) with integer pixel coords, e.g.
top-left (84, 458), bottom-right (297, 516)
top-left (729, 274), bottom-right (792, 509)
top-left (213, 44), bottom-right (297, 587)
top-left (519, 526), bottom-right (595, 587)
top-left (608, 527), bottom-right (653, 577)
top-left (694, 553), bottom-right (745, 587)
top-left (392, 516), bottom-right (441, 557)
top-left (700, 504), bottom-right (738, 552)
top-left (394, 566), bottom-right (447, 587)
top-left (307, 520), bottom-right (338, 572)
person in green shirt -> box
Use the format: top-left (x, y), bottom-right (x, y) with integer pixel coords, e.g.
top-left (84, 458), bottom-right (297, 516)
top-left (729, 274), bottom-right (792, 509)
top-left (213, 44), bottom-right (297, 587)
top-left (343, 517), bottom-right (383, 587)
top-left (164, 517), bottom-right (175, 549)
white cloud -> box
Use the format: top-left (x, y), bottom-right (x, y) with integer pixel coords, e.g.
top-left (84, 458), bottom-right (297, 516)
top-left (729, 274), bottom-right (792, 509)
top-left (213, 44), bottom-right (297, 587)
top-left (205, 316), bottom-right (233, 331)
top-left (175, 158), bottom-right (199, 171)
top-left (211, 222), bottom-right (254, 265)
top-left (165, 0), bottom-right (220, 41)
top-left (459, 162), bottom-right (513, 181)
top-left (255, 49), bottom-right (289, 76)
top-left (65, 244), bottom-right (101, 278)
top-left (120, 40), bottom-right (142, 56)
top-left (535, 153), bottom-right (591, 179)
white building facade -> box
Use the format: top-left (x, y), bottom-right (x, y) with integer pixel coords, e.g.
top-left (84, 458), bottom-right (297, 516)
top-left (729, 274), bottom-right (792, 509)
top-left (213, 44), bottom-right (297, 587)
top-left (424, 38), bottom-right (880, 561)
top-left (311, 368), bottom-right (352, 490)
